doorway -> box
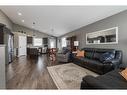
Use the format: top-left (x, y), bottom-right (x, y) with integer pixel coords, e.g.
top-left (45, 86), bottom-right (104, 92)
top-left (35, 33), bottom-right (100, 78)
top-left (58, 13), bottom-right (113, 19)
top-left (18, 36), bottom-right (27, 57)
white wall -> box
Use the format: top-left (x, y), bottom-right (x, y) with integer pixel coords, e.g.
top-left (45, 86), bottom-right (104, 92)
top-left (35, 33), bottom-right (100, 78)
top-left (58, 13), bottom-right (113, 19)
top-left (0, 45), bottom-right (6, 89)
top-left (59, 10), bottom-right (127, 65)
top-left (13, 23), bottom-right (50, 38)
top-left (0, 9), bottom-right (13, 30)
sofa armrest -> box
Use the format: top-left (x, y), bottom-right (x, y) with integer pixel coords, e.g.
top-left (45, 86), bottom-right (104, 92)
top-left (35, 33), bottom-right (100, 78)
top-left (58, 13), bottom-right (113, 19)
top-left (103, 59), bottom-right (119, 64)
top-left (103, 59), bottom-right (120, 69)
top-left (102, 59), bottom-right (121, 74)
top-left (81, 75), bottom-right (110, 89)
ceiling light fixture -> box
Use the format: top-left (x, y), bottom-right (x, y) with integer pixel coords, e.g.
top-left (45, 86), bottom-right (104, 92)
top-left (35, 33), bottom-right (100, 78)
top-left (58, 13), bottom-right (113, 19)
top-left (32, 22), bottom-right (36, 37)
top-left (32, 22), bottom-right (35, 28)
top-left (22, 20), bottom-right (25, 22)
top-left (18, 12), bottom-right (22, 16)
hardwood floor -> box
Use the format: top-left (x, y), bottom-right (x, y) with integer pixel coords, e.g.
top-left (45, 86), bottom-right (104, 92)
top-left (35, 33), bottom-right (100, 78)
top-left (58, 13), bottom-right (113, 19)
top-left (6, 55), bottom-right (61, 89)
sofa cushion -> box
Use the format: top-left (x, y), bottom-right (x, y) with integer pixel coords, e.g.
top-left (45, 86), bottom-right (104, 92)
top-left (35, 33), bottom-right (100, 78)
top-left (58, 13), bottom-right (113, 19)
top-left (80, 57), bottom-right (104, 73)
top-left (93, 53), bottom-right (101, 60)
top-left (81, 69), bottom-right (127, 89)
top-left (99, 52), bottom-right (115, 62)
top-left (85, 52), bottom-right (94, 59)
top-left (80, 58), bottom-right (102, 66)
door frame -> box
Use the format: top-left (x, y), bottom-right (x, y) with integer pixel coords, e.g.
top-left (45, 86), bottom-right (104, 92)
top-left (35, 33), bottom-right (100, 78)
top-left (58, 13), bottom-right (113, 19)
top-left (18, 35), bottom-right (27, 57)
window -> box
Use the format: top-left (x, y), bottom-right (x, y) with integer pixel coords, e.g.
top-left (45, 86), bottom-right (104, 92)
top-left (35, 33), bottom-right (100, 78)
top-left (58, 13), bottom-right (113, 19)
top-left (49, 38), bottom-right (56, 48)
top-left (33, 38), bottom-right (42, 46)
top-left (50, 41), bottom-right (55, 48)
top-left (61, 37), bottom-right (67, 47)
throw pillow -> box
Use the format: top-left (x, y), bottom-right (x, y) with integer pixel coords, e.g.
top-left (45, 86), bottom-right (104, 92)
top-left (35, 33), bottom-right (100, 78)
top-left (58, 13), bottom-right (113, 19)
top-left (99, 52), bottom-right (115, 62)
top-left (93, 53), bottom-right (101, 60)
top-left (85, 52), bottom-right (94, 59)
top-left (62, 48), bottom-right (69, 54)
top-left (120, 68), bottom-right (127, 81)
top-left (76, 50), bottom-right (85, 57)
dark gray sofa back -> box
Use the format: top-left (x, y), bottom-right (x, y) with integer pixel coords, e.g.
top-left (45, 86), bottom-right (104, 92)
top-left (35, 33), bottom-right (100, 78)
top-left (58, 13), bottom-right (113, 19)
top-left (81, 48), bottom-right (122, 62)
top-left (81, 48), bottom-right (115, 53)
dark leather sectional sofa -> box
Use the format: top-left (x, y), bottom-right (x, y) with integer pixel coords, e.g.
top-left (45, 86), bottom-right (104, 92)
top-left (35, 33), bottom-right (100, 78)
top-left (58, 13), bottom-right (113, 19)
top-left (81, 69), bottom-right (127, 89)
top-left (73, 48), bottom-right (122, 75)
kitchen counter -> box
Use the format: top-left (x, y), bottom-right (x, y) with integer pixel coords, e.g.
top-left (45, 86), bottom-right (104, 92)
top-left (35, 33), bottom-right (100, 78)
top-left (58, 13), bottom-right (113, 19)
top-left (0, 44), bottom-right (6, 47)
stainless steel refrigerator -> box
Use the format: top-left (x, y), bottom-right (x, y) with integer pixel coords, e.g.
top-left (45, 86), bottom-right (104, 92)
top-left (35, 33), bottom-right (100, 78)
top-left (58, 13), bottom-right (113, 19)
top-left (8, 34), bottom-right (14, 63)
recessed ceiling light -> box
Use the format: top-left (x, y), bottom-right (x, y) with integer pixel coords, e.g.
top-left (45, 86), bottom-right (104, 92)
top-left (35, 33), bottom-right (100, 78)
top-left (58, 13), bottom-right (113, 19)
top-left (18, 12), bottom-right (22, 16)
top-left (22, 20), bottom-right (24, 22)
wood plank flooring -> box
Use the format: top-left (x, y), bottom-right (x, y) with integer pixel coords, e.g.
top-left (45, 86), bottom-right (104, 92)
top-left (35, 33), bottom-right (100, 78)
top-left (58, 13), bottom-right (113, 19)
top-left (6, 55), bottom-right (61, 89)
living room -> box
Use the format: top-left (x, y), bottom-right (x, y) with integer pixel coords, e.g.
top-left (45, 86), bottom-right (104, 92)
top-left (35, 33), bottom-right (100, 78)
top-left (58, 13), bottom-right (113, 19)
top-left (57, 7), bottom-right (127, 89)
top-left (0, 3), bottom-right (127, 93)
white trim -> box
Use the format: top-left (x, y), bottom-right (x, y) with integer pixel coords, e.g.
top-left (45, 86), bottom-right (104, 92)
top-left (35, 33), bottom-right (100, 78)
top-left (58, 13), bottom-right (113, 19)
top-left (0, 44), bottom-right (6, 47)
top-left (86, 27), bottom-right (118, 45)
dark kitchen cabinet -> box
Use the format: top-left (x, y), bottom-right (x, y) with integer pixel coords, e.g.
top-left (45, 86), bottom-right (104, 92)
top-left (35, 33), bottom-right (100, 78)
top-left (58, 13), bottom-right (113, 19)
top-left (43, 38), bottom-right (48, 45)
top-left (27, 36), bottom-right (33, 44)
top-left (0, 24), bottom-right (4, 44)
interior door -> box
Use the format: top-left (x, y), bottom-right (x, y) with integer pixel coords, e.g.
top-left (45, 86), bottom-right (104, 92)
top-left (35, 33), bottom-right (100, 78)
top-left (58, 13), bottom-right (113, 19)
top-left (18, 36), bottom-right (26, 57)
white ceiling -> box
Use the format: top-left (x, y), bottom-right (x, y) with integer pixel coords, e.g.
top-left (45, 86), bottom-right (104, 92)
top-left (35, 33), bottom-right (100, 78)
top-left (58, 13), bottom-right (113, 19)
top-left (0, 6), bottom-right (127, 37)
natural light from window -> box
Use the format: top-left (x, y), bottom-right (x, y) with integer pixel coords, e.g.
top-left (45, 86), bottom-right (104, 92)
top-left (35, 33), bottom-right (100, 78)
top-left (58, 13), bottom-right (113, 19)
top-left (49, 38), bottom-right (56, 48)
top-left (61, 37), bottom-right (67, 47)
top-left (33, 38), bottom-right (42, 46)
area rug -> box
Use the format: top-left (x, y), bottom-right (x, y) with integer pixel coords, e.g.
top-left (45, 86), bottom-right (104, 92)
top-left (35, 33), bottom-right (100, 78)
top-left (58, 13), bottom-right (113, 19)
top-left (47, 63), bottom-right (99, 89)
